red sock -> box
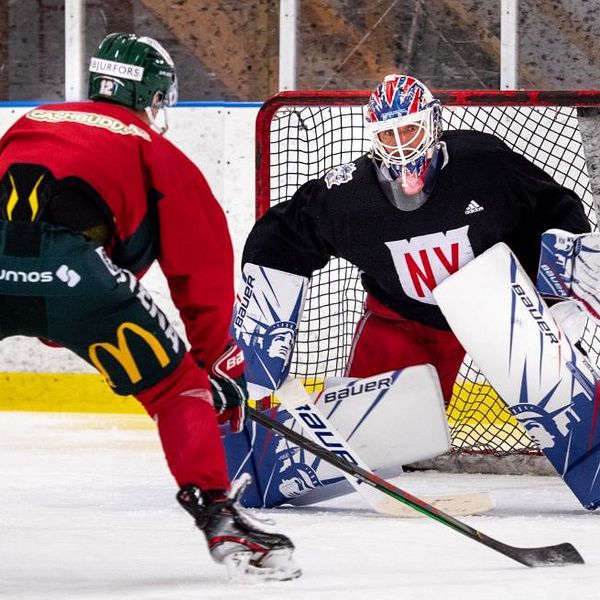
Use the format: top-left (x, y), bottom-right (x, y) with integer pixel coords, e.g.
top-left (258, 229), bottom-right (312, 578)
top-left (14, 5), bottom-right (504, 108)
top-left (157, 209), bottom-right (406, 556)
top-left (136, 353), bottom-right (230, 490)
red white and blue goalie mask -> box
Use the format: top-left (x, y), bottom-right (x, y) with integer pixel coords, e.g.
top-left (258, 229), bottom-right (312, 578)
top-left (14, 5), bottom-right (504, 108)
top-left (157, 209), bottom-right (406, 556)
top-left (365, 75), bottom-right (442, 189)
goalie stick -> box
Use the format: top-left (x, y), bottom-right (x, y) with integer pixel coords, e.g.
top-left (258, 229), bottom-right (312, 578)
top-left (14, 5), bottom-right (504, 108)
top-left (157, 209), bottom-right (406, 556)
top-left (277, 377), bottom-right (493, 518)
top-left (249, 406), bottom-right (584, 567)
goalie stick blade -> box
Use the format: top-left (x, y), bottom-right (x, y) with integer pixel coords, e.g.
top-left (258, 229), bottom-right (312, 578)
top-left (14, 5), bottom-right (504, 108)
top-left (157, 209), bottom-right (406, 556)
top-left (375, 492), bottom-right (494, 518)
top-left (502, 542), bottom-right (584, 568)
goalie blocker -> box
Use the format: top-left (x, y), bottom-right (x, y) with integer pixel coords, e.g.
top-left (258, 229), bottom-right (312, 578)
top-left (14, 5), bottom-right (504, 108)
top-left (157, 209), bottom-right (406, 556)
top-left (433, 242), bottom-right (600, 509)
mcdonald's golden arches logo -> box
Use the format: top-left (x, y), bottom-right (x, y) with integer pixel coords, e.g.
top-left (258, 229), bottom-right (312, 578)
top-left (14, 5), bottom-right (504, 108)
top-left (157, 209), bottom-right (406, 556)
top-left (88, 322), bottom-right (170, 387)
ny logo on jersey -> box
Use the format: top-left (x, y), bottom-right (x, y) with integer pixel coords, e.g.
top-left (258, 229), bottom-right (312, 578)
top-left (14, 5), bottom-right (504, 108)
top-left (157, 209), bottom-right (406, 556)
top-left (385, 226), bottom-right (474, 304)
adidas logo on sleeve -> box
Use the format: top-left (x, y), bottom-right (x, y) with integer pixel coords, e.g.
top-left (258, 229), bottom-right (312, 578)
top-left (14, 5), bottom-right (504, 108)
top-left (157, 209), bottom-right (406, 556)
top-left (465, 200), bottom-right (484, 214)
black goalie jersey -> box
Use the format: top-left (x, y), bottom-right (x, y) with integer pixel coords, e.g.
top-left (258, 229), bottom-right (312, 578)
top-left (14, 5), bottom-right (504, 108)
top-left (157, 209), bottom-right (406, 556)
top-left (243, 130), bottom-right (590, 330)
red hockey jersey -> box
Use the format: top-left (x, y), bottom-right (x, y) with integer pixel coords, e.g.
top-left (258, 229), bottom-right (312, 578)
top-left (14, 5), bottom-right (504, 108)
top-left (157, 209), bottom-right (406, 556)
top-left (0, 101), bottom-right (234, 365)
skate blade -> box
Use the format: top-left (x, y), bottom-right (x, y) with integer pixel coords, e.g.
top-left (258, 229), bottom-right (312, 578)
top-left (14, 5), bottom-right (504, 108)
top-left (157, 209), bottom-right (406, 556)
top-left (223, 549), bottom-right (302, 582)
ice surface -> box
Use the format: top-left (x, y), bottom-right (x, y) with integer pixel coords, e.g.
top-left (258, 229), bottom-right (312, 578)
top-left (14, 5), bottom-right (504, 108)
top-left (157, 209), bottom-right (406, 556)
top-left (1, 412), bottom-right (599, 600)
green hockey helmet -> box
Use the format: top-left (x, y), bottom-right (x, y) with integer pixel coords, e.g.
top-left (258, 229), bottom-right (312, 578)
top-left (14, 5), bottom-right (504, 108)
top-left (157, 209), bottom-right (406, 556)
top-left (88, 33), bottom-right (178, 112)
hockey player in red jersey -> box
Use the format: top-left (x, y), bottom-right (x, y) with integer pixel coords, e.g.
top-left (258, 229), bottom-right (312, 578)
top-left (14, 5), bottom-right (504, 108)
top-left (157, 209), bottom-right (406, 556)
top-left (242, 74), bottom-right (590, 404)
top-left (0, 33), bottom-right (300, 581)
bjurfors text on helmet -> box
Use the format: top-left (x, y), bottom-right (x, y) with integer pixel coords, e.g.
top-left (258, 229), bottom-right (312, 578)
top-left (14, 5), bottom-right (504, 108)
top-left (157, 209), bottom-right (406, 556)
top-left (89, 58), bottom-right (144, 82)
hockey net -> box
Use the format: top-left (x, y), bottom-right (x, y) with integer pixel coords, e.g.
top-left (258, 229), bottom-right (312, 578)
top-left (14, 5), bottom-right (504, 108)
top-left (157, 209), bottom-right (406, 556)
top-left (255, 90), bottom-right (600, 467)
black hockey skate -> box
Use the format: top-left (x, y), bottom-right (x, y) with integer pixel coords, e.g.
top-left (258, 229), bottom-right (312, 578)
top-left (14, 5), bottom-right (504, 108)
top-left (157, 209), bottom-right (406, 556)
top-left (177, 473), bottom-right (301, 581)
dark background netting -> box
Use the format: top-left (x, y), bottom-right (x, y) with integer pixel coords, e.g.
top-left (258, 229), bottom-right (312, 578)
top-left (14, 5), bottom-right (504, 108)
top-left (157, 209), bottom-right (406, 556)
top-left (259, 94), bottom-right (600, 457)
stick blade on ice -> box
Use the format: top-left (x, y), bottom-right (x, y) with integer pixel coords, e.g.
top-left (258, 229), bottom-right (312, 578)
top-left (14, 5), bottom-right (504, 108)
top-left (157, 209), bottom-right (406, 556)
top-left (497, 541), bottom-right (584, 567)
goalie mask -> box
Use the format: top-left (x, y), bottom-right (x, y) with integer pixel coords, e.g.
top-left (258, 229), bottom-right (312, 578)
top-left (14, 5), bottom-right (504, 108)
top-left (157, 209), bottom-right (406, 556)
top-left (365, 74), bottom-right (442, 194)
top-left (88, 32), bottom-right (178, 134)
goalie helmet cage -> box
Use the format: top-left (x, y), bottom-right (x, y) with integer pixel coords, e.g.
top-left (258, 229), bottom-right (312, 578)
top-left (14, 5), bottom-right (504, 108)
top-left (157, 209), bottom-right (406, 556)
top-left (255, 89), bottom-right (600, 473)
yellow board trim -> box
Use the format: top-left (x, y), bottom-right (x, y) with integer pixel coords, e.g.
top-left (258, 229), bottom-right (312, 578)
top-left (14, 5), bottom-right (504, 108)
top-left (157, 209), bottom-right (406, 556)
top-left (0, 373), bottom-right (530, 454)
top-left (0, 372), bottom-right (144, 414)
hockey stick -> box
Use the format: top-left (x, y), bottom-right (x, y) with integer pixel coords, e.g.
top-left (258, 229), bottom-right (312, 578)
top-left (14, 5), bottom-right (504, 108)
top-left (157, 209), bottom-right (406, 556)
top-left (277, 377), bottom-right (493, 517)
top-left (249, 405), bottom-right (584, 568)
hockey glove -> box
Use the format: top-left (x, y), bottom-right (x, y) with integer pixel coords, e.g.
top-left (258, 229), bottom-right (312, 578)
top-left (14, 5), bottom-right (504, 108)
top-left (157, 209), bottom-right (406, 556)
top-left (572, 236), bottom-right (600, 322)
top-left (208, 341), bottom-right (248, 433)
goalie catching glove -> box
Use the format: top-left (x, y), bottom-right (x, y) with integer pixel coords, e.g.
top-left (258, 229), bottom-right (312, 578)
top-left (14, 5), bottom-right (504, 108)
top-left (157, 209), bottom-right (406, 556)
top-left (537, 229), bottom-right (600, 322)
top-left (204, 341), bottom-right (248, 433)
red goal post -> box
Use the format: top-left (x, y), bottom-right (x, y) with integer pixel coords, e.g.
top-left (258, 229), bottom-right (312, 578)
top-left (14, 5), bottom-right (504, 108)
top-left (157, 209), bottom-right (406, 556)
top-left (254, 89), bottom-right (600, 462)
